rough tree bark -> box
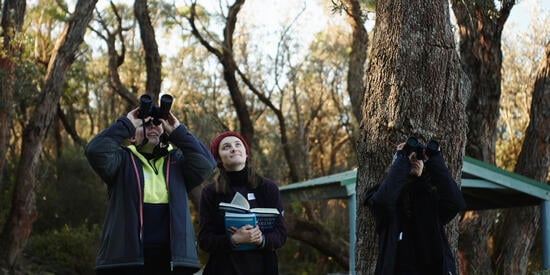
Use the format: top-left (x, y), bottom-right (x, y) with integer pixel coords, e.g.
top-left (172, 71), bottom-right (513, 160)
top-left (0, 0), bottom-right (26, 191)
top-left (492, 41), bottom-right (550, 274)
top-left (355, 0), bottom-right (468, 273)
top-left (0, 0), bottom-right (98, 268)
top-left (449, 1), bottom-right (514, 273)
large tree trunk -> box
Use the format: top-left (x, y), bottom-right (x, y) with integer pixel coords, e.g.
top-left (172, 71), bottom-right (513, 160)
top-left (355, 0), bottom-right (468, 273)
top-left (492, 41), bottom-right (550, 274)
top-left (0, 0), bottom-right (97, 268)
top-left (450, 1), bottom-right (515, 273)
top-left (0, 0), bottom-right (26, 191)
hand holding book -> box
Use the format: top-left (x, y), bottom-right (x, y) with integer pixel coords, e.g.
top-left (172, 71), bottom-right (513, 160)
top-left (228, 223), bottom-right (264, 247)
top-left (221, 192), bottom-right (280, 250)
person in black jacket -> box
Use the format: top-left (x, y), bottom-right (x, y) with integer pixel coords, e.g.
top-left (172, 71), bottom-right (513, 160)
top-left (85, 95), bottom-right (215, 275)
top-left (366, 137), bottom-right (465, 275)
top-left (198, 131), bottom-right (286, 275)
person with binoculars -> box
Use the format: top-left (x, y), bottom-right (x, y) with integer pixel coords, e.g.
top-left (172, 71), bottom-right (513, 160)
top-left (85, 94), bottom-right (216, 275)
top-left (365, 137), bottom-right (465, 275)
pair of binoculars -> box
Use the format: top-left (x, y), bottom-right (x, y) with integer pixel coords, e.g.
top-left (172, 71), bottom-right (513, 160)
top-left (402, 137), bottom-right (439, 160)
top-left (137, 94), bottom-right (173, 125)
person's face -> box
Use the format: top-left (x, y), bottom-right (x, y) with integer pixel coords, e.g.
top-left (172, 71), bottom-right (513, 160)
top-left (133, 119), bottom-right (164, 152)
top-left (218, 136), bottom-right (248, 171)
top-left (409, 153), bottom-right (424, 177)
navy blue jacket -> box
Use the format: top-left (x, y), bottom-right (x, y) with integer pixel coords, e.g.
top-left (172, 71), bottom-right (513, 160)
top-left (85, 116), bottom-right (215, 271)
top-left (366, 151), bottom-right (465, 275)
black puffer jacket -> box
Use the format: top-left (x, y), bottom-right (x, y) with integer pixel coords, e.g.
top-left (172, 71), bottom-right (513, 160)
top-left (366, 151), bottom-right (465, 275)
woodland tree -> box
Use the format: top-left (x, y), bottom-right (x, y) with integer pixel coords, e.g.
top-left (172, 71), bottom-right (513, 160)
top-left (0, 0), bottom-right (25, 193)
top-left (450, 1), bottom-right (515, 272)
top-left (491, 40), bottom-right (550, 274)
top-left (0, 0), bottom-right (97, 268)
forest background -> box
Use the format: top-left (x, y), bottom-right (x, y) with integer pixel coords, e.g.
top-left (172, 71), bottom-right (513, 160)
top-left (0, 0), bottom-right (549, 274)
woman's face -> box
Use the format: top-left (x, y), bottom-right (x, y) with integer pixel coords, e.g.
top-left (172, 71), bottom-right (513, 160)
top-left (218, 136), bottom-right (247, 171)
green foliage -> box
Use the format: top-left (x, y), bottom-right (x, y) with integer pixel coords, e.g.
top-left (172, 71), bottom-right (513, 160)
top-left (17, 146), bottom-right (106, 273)
top-left (33, 146), bottom-right (107, 234)
top-left (25, 223), bottom-right (100, 275)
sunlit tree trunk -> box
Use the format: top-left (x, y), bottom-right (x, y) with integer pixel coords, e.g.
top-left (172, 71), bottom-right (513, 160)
top-left (0, 0), bottom-right (97, 268)
top-left (492, 41), bottom-right (550, 274)
top-left (355, 0), bottom-right (468, 273)
top-left (450, 1), bottom-right (514, 273)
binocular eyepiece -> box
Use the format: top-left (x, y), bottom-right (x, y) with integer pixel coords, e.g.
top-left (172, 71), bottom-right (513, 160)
top-left (402, 136), bottom-right (439, 160)
top-left (137, 94), bottom-right (173, 125)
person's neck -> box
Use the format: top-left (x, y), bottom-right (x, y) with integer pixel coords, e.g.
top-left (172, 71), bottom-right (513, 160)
top-left (226, 167), bottom-right (248, 186)
top-left (224, 163), bottom-right (246, 172)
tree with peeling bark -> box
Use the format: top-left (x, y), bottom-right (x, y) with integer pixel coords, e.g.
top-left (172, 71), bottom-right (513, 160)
top-left (0, 0), bottom-right (98, 268)
top-left (491, 40), bottom-right (550, 274)
top-left (449, 1), bottom-right (515, 272)
top-left (355, 0), bottom-right (468, 273)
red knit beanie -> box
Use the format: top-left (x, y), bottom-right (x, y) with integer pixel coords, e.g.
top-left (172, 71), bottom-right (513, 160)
top-left (210, 131), bottom-right (250, 163)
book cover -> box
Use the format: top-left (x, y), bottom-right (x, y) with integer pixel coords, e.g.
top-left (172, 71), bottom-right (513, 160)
top-left (219, 192), bottom-right (280, 216)
top-left (224, 212), bottom-right (258, 251)
top-left (220, 192), bottom-right (281, 235)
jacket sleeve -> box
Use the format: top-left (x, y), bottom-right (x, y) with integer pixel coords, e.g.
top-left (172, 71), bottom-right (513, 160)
top-left (424, 152), bottom-right (466, 224)
top-left (168, 125), bottom-right (216, 192)
top-left (85, 116), bottom-right (135, 184)
top-left (259, 180), bottom-right (287, 251)
top-left (198, 184), bottom-right (234, 253)
top-left (366, 151), bottom-right (411, 229)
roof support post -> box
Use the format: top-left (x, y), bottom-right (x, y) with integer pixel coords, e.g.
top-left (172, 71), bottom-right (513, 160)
top-left (542, 200), bottom-right (550, 269)
top-left (349, 193), bottom-right (356, 275)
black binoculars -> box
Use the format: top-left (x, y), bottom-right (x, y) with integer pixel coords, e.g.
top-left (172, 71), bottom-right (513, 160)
top-left (402, 136), bottom-right (439, 160)
top-left (137, 94), bottom-right (173, 125)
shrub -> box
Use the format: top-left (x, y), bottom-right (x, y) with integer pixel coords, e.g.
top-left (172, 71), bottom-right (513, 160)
top-left (25, 223), bottom-right (100, 275)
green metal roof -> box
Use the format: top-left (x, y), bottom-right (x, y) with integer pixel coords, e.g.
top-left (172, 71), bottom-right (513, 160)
top-left (279, 157), bottom-right (550, 210)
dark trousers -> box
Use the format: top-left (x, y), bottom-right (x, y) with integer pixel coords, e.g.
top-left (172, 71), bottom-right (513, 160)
top-left (96, 247), bottom-right (196, 275)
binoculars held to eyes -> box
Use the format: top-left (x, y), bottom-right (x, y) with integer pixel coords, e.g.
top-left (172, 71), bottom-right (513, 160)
top-left (137, 94), bottom-right (173, 125)
top-left (402, 136), bottom-right (439, 160)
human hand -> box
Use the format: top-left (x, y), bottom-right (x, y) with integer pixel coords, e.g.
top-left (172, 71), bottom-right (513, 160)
top-left (127, 108), bottom-right (145, 129)
top-left (229, 225), bottom-right (264, 246)
top-left (159, 112), bottom-right (181, 135)
top-left (396, 142), bottom-right (405, 151)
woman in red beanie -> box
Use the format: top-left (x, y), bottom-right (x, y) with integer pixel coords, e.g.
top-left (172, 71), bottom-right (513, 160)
top-left (198, 131), bottom-right (286, 275)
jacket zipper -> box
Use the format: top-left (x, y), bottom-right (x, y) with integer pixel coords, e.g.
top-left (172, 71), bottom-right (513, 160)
top-left (165, 154), bottom-right (174, 271)
top-left (129, 154), bottom-right (144, 241)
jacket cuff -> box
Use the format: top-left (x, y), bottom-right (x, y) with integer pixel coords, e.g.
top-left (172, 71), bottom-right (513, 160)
top-left (116, 116), bottom-right (136, 137)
